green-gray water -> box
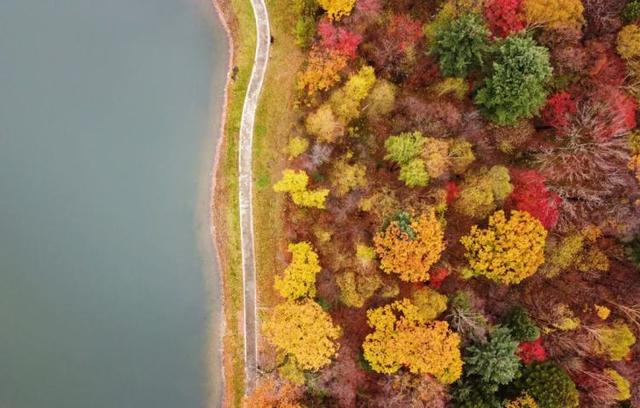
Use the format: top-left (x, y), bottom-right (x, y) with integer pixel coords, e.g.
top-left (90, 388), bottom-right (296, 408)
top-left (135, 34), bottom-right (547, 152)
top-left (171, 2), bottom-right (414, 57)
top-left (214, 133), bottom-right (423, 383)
top-left (0, 1), bottom-right (227, 406)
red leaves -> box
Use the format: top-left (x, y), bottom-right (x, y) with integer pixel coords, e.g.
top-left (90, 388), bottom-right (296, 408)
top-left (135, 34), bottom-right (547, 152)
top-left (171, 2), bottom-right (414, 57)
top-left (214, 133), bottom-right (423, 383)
top-left (484, 0), bottom-right (525, 38)
top-left (507, 170), bottom-right (561, 230)
top-left (387, 14), bottom-right (423, 52)
top-left (518, 337), bottom-right (547, 364)
top-left (318, 20), bottom-right (362, 59)
top-left (429, 267), bottom-right (450, 289)
top-left (446, 181), bottom-right (460, 205)
top-left (541, 92), bottom-right (577, 130)
top-left (591, 87), bottom-right (638, 140)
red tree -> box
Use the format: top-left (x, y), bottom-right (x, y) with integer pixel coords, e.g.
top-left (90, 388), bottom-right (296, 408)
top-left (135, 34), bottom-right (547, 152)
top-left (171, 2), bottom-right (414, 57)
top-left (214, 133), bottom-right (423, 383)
top-left (484, 0), bottom-right (525, 38)
top-left (317, 20), bottom-right (362, 59)
top-left (541, 92), bottom-right (577, 130)
top-left (429, 267), bottom-right (450, 289)
top-left (518, 337), bottom-right (547, 364)
top-left (506, 169), bottom-right (562, 230)
top-left (387, 14), bottom-right (423, 52)
top-left (591, 87), bottom-right (637, 140)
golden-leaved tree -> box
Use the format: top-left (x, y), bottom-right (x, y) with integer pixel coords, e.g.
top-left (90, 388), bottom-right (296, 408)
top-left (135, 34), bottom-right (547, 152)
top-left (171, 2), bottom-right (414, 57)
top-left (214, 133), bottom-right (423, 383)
top-left (263, 300), bottom-right (341, 371)
top-left (273, 169), bottom-right (329, 209)
top-left (362, 297), bottom-right (463, 383)
top-left (461, 210), bottom-right (547, 284)
top-left (521, 0), bottom-right (584, 29)
top-left (373, 209), bottom-right (445, 282)
top-left (274, 242), bottom-right (321, 300)
top-left (317, 0), bottom-right (356, 20)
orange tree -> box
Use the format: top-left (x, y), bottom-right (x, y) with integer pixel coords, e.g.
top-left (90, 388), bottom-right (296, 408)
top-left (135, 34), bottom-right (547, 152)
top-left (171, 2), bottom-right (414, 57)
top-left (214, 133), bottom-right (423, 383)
top-left (373, 208), bottom-right (445, 282)
top-left (263, 300), bottom-right (341, 371)
top-left (362, 298), bottom-right (463, 383)
top-left (460, 210), bottom-right (547, 284)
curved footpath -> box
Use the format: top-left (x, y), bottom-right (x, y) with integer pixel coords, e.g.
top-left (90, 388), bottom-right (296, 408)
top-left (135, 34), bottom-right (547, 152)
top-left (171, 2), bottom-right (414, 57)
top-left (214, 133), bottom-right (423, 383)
top-left (238, 0), bottom-right (271, 394)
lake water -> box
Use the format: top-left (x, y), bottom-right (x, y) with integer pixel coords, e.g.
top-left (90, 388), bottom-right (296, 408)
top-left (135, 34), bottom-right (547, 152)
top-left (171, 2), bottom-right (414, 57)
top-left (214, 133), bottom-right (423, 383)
top-left (0, 1), bottom-right (228, 407)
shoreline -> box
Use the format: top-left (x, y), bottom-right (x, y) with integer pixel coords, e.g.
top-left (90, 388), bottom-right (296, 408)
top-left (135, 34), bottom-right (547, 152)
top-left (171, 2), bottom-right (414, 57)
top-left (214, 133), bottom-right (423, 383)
top-left (208, 0), bottom-right (249, 405)
top-left (208, 0), bottom-right (233, 402)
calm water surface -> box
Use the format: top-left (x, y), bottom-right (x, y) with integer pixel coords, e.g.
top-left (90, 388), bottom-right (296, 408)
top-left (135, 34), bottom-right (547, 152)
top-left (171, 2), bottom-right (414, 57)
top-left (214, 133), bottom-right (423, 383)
top-left (0, 1), bottom-right (227, 406)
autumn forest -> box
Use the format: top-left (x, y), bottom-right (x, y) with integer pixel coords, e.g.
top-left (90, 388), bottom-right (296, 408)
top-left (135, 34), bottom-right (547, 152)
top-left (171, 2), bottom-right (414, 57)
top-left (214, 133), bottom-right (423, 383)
top-left (245, 0), bottom-right (640, 406)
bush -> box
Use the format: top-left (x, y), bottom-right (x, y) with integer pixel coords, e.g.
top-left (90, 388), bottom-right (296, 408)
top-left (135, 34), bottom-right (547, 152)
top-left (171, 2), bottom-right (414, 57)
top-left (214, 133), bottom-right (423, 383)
top-left (461, 210), bottom-right (547, 284)
top-left (286, 136), bottom-right (309, 159)
top-left (384, 131), bottom-right (426, 165)
top-left (432, 13), bottom-right (490, 77)
top-left (305, 104), bottom-right (343, 143)
top-left (592, 322), bottom-right (636, 361)
top-left (449, 139), bottom-right (475, 175)
top-left (515, 362), bottom-right (579, 408)
top-left (273, 169), bottom-right (330, 209)
top-left (451, 377), bottom-right (501, 408)
top-left (475, 36), bottom-right (552, 125)
top-left (503, 306), bottom-right (540, 342)
top-left (463, 326), bottom-right (521, 385)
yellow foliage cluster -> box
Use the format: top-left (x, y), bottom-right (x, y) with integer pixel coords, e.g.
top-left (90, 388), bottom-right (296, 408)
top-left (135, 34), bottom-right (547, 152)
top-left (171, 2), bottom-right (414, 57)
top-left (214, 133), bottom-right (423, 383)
top-left (593, 322), bottom-right (636, 361)
top-left (356, 244), bottom-right (376, 261)
top-left (297, 49), bottom-right (347, 98)
top-left (273, 169), bottom-right (329, 209)
top-left (544, 225), bottom-right (610, 276)
top-left (595, 305), bottom-right (611, 320)
top-left (454, 166), bottom-right (512, 219)
top-left (461, 210), bottom-right (547, 284)
top-left (305, 104), bottom-right (344, 143)
top-left (412, 287), bottom-right (448, 321)
top-left (329, 152), bottom-right (367, 196)
top-left (286, 136), bottom-right (309, 159)
top-left (374, 209), bottom-right (445, 282)
top-left (263, 300), bottom-right (341, 371)
top-left (552, 304), bottom-right (581, 331)
top-left (504, 394), bottom-right (538, 408)
top-left (363, 298), bottom-right (463, 383)
top-left (317, 0), bottom-right (356, 20)
top-left (423, 137), bottom-right (451, 179)
top-left (432, 77), bottom-right (468, 100)
top-left (521, 0), bottom-right (584, 29)
top-left (274, 242), bottom-right (321, 300)
top-left (605, 369), bottom-right (632, 401)
top-left (330, 65), bottom-right (376, 122)
top-left (618, 24), bottom-right (640, 61)
top-left (336, 270), bottom-right (382, 308)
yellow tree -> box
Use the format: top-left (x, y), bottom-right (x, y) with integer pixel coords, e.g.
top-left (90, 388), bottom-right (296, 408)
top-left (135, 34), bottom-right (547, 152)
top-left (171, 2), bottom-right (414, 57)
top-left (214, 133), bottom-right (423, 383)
top-left (297, 48), bottom-right (347, 98)
top-left (618, 24), bottom-right (640, 61)
top-left (521, 0), bottom-right (584, 29)
top-left (273, 169), bottom-right (329, 209)
top-left (461, 210), bottom-right (547, 284)
top-left (363, 298), bottom-right (463, 384)
top-left (374, 209), bottom-right (445, 282)
top-left (274, 242), bottom-right (321, 300)
top-left (263, 300), bottom-right (341, 371)
top-left (317, 0), bottom-right (356, 20)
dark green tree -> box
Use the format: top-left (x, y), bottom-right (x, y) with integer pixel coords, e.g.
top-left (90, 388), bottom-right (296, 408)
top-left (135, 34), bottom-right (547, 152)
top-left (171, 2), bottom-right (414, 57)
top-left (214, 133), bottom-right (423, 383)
top-left (474, 35), bottom-right (552, 125)
top-left (464, 326), bottom-right (521, 385)
top-left (503, 306), bottom-right (540, 342)
top-left (514, 362), bottom-right (579, 408)
top-left (432, 13), bottom-right (490, 78)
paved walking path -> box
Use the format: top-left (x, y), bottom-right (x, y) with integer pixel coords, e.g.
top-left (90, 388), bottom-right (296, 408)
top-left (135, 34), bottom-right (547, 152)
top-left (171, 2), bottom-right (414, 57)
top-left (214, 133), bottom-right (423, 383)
top-left (238, 0), bottom-right (270, 394)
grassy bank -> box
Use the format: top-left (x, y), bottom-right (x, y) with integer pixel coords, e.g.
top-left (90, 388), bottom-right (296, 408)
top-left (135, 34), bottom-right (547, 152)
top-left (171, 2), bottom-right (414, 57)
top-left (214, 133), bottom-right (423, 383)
top-left (212, 0), bottom-right (255, 405)
top-left (213, 0), bottom-right (302, 405)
